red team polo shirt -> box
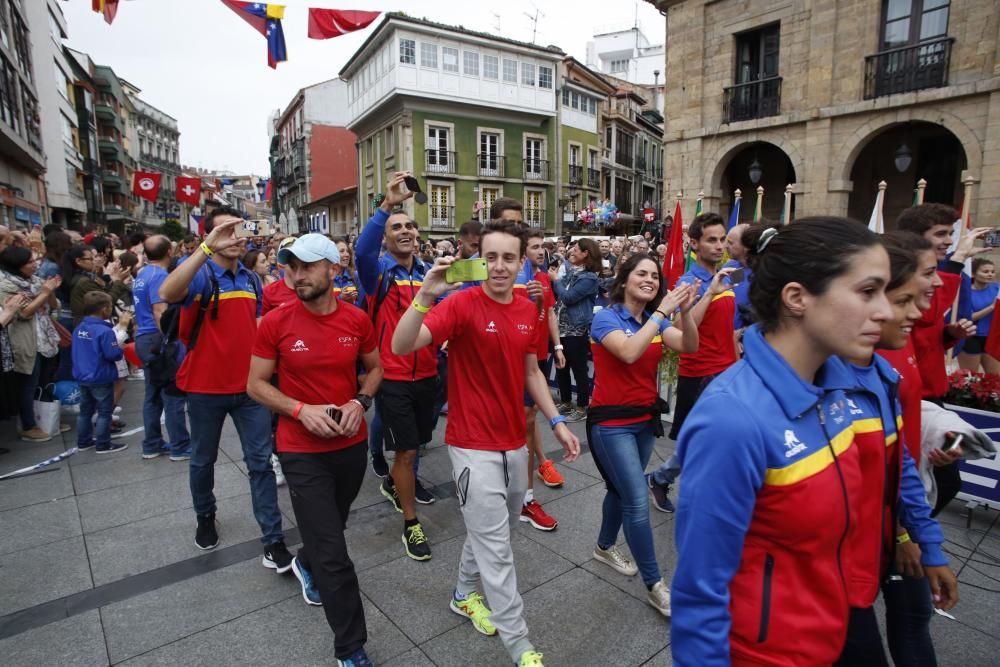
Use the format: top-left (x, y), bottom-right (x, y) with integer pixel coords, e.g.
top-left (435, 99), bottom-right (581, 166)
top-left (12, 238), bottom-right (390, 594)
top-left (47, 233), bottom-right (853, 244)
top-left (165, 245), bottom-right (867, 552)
top-left (262, 279), bottom-right (297, 316)
top-left (676, 264), bottom-right (736, 378)
top-left (424, 287), bottom-right (537, 451)
top-left (591, 303), bottom-right (672, 426)
top-left (253, 299), bottom-right (376, 453)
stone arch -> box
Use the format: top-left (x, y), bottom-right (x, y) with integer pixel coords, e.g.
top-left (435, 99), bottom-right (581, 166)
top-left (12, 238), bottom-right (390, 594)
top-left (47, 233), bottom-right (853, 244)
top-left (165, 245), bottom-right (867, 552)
top-left (706, 134), bottom-right (805, 199)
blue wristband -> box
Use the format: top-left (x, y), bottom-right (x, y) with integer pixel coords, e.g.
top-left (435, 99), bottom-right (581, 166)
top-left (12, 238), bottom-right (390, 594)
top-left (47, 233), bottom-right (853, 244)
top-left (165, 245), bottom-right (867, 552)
top-left (549, 415), bottom-right (568, 430)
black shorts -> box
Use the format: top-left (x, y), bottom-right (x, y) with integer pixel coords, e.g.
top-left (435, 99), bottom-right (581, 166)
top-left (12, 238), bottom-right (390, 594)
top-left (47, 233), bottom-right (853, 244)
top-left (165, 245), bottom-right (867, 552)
top-left (379, 377), bottom-right (437, 452)
top-left (962, 335), bottom-right (988, 355)
top-left (668, 373), bottom-right (720, 440)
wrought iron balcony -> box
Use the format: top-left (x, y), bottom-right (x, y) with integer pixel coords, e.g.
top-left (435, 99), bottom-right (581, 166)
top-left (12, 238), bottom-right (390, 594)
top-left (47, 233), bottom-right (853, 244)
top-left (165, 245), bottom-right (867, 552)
top-left (864, 37), bottom-right (954, 100)
top-left (477, 154), bottom-right (504, 178)
top-left (425, 149), bottom-right (457, 175)
top-left (524, 208), bottom-right (545, 228)
top-left (429, 204), bottom-right (455, 228)
top-left (614, 151), bottom-right (633, 168)
top-left (587, 168), bottom-right (601, 189)
top-left (523, 158), bottom-right (549, 181)
top-left (723, 76), bottom-right (782, 123)
top-left (568, 165), bottom-right (583, 186)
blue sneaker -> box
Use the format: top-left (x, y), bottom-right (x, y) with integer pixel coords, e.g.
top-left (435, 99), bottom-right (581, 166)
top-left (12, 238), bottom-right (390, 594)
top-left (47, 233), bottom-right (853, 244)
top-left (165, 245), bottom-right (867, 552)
top-left (646, 474), bottom-right (674, 513)
top-left (169, 448), bottom-right (191, 462)
top-left (291, 557), bottom-right (322, 606)
top-left (337, 648), bottom-right (373, 667)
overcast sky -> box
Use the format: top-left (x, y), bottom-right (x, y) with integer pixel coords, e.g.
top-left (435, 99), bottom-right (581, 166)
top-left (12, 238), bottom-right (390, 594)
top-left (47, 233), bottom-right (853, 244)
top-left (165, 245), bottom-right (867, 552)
top-left (60, 0), bottom-right (665, 176)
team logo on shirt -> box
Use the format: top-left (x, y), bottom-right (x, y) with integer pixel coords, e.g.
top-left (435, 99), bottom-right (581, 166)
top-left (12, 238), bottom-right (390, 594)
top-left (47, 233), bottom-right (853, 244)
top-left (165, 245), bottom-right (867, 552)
top-left (783, 429), bottom-right (807, 458)
top-left (517, 324), bottom-right (531, 335)
top-left (485, 320), bottom-right (497, 334)
top-left (291, 339), bottom-right (309, 352)
top-left (846, 398), bottom-right (863, 416)
top-left (338, 336), bottom-right (358, 347)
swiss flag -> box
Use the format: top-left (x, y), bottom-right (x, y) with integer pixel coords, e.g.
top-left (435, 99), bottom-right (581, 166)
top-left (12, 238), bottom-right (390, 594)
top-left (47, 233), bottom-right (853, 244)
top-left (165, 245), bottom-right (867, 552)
top-left (132, 171), bottom-right (161, 202)
top-left (176, 176), bottom-right (201, 206)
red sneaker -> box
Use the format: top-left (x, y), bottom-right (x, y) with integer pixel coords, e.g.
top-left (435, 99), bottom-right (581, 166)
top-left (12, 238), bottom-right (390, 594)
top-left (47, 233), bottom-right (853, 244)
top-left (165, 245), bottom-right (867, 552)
top-left (519, 500), bottom-right (558, 531)
top-left (537, 460), bottom-right (565, 488)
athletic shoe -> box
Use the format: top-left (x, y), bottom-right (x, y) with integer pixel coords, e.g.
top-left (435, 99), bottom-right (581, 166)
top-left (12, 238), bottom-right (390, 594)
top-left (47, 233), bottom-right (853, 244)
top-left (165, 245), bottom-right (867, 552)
top-left (565, 408), bottom-right (587, 422)
top-left (271, 454), bottom-right (286, 487)
top-left (593, 544), bottom-right (638, 576)
top-left (195, 512), bottom-right (219, 550)
top-left (380, 478), bottom-right (402, 512)
top-left (337, 648), bottom-right (373, 667)
top-left (403, 523), bottom-right (432, 561)
top-left (449, 591), bottom-right (497, 636)
top-left (59, 423), bottom-right (72, 433)
top-left (371, 454), bottom-right (389, 478)
top-left (291, 557), bottom-right (322, 606)
top-left (110, 422), bottom-right (123, 434)
top-left (262, 540), bottom-right (293, 573)
top-left (414, 479), bottom-right (436, 505)
top-left (77, 440), bottom-right (96, 451)
top-left (520, 500), bottom-right (558, 531)
top-left (537, 460), bottom-right (564, 488)
top-left (142, 446), bottom-right (170, 460)
top-left (169, 450), bottom-right (191, 462)
top-left (20, 427), bottom-right (52, 442)
top-left (96, 442), bottom-right (128, 455)
top-left (127, 369), bottom-right (145, 382)
top-left (647, 579), bottom-right (671, 617)
top-left (646, 474), bottom-right (674, 513)
top-left (556, 402), bottom-right (573, 415)
top-left (518, 650), bottom-right (545, 666)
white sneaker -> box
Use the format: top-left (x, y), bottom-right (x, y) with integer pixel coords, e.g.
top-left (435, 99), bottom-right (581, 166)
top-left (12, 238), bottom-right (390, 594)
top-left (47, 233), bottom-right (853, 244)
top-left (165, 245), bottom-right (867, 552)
top-left (593, 544), bottom-right (638, 576)
top-left (127, 369), bottom-right (144, 381)
top-left (647, 579), bottom-right (671, 617)
top-left (272, 454), bottom-right (286, 487)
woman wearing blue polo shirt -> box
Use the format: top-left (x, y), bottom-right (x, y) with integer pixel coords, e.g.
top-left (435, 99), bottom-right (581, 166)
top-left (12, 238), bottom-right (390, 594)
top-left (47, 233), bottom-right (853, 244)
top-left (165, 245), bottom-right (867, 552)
top-left (587, 253), bottom-right (698, 618)
top-left (957, 258), bottom-right (1000, 373)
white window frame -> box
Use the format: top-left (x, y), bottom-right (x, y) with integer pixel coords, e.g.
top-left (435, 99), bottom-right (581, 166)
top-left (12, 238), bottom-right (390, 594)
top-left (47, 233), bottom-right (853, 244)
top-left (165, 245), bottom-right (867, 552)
top-left (521, 62), bottom-right (536, 86)
top-left (539, 65), bottom-right (553, 89)
top-left (399, 38), bottom-right (415, 64)
top-left (426, 121), bottom-right (454, 173)
top-left (483, 54), bottom-right (498, 79)
top-left (524, 188), bottom-right (545, 228)
top-left (442, 46), bottom-right (459, 73)
top-left (463, 51), bottom-right (479, 76)
top-left (502, 58), bottom-right (517, 83)
top-left (478, 185), bottom-right (503, 222)
top-left (477, 126), bottom-right (504, 178)
top-left (420, 42), bottom-right (438, 68)
top-left (427, 180), bottom-right (455, 228)
top-left (524, 134), bottom-right (546, 180)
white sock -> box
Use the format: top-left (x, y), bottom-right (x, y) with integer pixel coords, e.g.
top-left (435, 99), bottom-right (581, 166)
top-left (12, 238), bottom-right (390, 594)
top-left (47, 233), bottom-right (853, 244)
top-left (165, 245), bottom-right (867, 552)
top-left (523, 488), bottom-right (534, 506)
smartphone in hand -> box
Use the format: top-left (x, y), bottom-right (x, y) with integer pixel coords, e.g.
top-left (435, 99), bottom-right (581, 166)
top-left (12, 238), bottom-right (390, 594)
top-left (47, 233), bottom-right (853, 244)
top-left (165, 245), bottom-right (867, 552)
top-left (727, 268), bottom-right (745, 285)
top-left (942, 432), bottom-right (963, 452)
top-left (326, 406), bottom-right (342, 423)
top-left (445, 258), bottom-right (488, 283)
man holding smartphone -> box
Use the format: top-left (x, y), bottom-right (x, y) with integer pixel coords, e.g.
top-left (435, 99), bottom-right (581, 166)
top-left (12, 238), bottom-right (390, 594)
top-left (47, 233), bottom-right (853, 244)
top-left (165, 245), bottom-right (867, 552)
top-left (392, 220), bottom-right (580, 667)
top-left (247, 234), bottom-right (381, 667)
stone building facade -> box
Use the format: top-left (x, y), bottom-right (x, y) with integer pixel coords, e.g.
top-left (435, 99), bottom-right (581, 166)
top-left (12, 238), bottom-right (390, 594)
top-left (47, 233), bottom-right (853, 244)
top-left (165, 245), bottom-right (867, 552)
top-left (648, 0), bottom-right (1000, 226)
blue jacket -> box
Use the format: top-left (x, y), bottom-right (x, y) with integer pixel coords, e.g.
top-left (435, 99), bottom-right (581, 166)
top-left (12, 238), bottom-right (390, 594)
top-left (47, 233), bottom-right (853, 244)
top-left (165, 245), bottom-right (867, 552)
top-left (672, 325), bottom-right (863, 666)
top-left (72, 316), bottom-right (123, 385)
top-left (552, 268), bottom-right (598, 332)
top-left (722, 258), bottom-right (753, 328)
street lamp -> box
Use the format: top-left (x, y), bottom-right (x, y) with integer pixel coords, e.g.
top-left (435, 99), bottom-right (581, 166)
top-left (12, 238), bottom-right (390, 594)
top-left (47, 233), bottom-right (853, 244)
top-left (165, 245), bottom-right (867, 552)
top-left (748, 158), bottom-right (763, 185)
top-left (894, 143), bottom-right (912, 173)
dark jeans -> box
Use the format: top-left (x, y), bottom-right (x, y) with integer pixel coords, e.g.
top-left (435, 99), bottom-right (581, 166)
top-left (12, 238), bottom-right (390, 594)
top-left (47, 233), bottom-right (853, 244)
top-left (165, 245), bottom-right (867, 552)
top-left (56, 316), bottom-right (74, 382)
top-left (835, 606), bottom-right (890, 667)
top-left (884, 573), bottom-right (937, 666)
top-left (135, 332), bottom-right (190, 456)
top-left (668, 373), bottom-right (719, 440)
top-left (186, 392), bottom-right (282, 545)
top-left (77, 383), bottom-right (115, 449)
top-left (15, 354), bottom-right (41, 430)
top-left (931, 461), bottom-right (962, 516)
top-left (556, 334), bottom-right (591, 408)
top-left (281, 442), bottom-right (368, 659)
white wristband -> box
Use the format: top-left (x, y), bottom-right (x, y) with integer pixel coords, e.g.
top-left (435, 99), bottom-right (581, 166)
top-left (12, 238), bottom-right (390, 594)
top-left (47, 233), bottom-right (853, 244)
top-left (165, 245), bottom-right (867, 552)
top-left (553, 344), bottom-right (564, 351)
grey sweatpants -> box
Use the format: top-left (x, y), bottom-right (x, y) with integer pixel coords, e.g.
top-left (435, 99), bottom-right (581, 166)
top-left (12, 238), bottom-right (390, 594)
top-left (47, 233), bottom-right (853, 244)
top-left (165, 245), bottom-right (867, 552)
top-left (449, 444), bottom-right (533, 663)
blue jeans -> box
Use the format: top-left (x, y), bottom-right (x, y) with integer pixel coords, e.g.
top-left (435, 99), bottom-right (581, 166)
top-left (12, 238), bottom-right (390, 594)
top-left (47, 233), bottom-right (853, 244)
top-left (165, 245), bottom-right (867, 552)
top-left (650, 453), bottom-right (680, 486)
top-left (77, 383), bottom-right (115, 449)
top-left (589, 421), bottom-right (660, 586)
top-left (135, 333), bottom-right (190, 456)
top-left (186, 392), bottom-right (282, 545)
top-left (883, 572), bottom-right (937, 666)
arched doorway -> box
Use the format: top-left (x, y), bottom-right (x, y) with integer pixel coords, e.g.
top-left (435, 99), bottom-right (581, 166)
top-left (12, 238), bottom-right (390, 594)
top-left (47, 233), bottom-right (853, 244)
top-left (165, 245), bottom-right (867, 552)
top-left (847, 122), bottom-right (967, 226)
top-left (720, 142), bottom-right (797, 223)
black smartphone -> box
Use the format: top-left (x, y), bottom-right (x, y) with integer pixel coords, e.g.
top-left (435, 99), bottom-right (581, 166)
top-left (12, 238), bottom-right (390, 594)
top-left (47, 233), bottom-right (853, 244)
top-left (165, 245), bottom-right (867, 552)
top-left (728, 268), bottom-right (745, 285)
top-left (942, 432), bottom-right (963, 452)
top-left (403, 175), bottom-right (428, 204)
top-left (326, 406), bottom-right (342, 423)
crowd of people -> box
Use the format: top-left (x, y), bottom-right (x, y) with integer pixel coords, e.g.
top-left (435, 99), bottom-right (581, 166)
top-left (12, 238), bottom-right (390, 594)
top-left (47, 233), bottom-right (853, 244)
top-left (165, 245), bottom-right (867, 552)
top-left (2, 174), bottom-right (992, 665)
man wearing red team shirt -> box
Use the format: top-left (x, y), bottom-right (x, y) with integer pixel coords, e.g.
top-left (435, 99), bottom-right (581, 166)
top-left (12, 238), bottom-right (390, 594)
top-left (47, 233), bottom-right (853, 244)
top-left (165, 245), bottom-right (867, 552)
top-left (392, 220), bottom-right (580, 667)
top-left (247, 234), bottom-right (382, 667)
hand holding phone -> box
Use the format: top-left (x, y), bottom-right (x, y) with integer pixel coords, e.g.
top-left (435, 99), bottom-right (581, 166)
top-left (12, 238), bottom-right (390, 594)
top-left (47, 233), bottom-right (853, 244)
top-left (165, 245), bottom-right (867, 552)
top-left (727, 268), bottom-right (745, 286)
top-left (942, 432), bottom-right (963, 452)
top-left (403, 175), bottom-right (428, 205)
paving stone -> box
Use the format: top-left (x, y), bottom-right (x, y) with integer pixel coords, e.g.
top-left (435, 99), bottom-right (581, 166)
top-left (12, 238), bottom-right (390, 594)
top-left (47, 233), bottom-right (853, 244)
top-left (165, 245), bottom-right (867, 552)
top-left (0, 464), bottom-right (75, 512)
top-left (76, 461), bottom-right (251, 533)
top-left (101, 557), bottom-right (296, 663)
top-left (0, 496), bottom-right (82, 555)
top-left (0, 536), bottom-right (92, 616)
top-left (381, 646), bottom-right (437, 667)
top-left (643, 645), bottom-right (674, 666)
top-left (928, 607), bottom-right (1000, 662)
top-left (954, 565), bottom-right (1000, 639)
top-left (70, 454), bottom-right (226, 495)
top-left (119, 593), bottom-right (412, 666)
top-left (0, 609), bottom-right (107, 667)
top-left (517, 483), bottom-right (620, 566)
top-left (0, 441), bottom-right (64, 471)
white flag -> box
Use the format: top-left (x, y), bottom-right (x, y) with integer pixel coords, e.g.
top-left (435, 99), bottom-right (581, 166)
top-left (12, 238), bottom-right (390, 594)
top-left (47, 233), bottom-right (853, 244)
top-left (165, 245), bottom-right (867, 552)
top-left (867, 193), bottom-right (883, 234)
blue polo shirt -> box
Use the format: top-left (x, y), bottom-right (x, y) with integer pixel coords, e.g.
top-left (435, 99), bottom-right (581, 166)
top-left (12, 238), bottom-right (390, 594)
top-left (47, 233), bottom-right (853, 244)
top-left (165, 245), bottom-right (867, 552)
top-left (722, 259), bottom-right (753, 328)
top-left (133, 264), bottom-right (168, 336)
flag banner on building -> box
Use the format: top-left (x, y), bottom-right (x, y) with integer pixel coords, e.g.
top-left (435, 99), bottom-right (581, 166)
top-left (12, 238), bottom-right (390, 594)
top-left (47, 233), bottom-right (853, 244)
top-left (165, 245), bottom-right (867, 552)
top-left (132, 171), bottom-right (161, 202)
top-left (220, 2), bottom-right (288, 68)
top-left (664, 199), bottom-right (685, 289)
top-left (176, 177), bottom-right (202, 205)
top-left (190, 213), bottom-right (205, 236)
top-left (92, 0), bottom-right (119, 25)
top-left (726, 197), bottom-right (740, 231)
top-left (307, 8), bottom-right (381, 39)
top-left (684, 197), bottom-right (702, 273)
top-left (264, 178), bottom-right (273, 202)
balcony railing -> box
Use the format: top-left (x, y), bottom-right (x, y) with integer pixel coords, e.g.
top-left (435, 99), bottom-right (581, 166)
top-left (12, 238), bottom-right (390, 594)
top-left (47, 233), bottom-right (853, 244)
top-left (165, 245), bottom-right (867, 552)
top-left (429, 205), bottom-right (455, 228)
top-left (477, 154), bottom-right (504, 178)
top-left (524, 158), bottom-right (549, 181)
top-left (524, 208), bottom-right (545, 228)
top-left (425, 149), bottom-right (457, 174)
top-left (864, 37), bottom-right (954, 100)
top-left (636, 156), bottom-right (647, 171)
top-left (614, 151), bottom-right (633, 168)
top-left (587, 168), bottom-right (600, 189)
top-left (568, 165), bottom-right (583, 186)
top-left (723, 76), bottom-right (782, 123)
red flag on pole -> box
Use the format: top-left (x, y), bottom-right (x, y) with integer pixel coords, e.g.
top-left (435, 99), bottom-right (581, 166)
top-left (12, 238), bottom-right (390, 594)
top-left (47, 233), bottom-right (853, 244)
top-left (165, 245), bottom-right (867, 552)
top-left (663, 199), bottom-right (685, 289)
top-left (176, 177), bottom-right (202, 205)
top-left (307, 9), bottom-right (381, 39)
top-left (132, 171), bottom-right (161, 202)
top-left (92, 0), bottom-right (119, 25)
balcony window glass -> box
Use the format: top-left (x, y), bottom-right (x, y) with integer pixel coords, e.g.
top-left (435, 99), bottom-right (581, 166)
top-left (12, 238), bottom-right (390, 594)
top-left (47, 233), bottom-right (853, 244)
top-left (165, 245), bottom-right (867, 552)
top-left (442, 47), bottom-right (459, 73)
top-left (483, 54), bottom-right (498, 79)
top-left (539, 66), bottom-right (553, 89)
top-left (463, 51), bottom-right (479, 76)
top-left (502, 58), bottom-right (517, 83)
top-left (420, 43), bottom-right (438, 68)
top-left (521, 63), bottom-right (536, 86)
top-left (399, 38), bottom-right (415, 64)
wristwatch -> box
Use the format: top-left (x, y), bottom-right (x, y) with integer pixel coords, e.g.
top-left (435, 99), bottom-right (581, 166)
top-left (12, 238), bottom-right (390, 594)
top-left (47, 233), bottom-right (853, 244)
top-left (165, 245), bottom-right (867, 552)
top-left (353, 393), bottom-right (373, 411)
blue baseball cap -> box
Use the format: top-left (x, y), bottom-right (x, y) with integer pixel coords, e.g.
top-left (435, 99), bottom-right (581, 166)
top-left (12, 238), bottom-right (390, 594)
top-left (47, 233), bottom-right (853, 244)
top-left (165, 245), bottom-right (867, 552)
top-left (276, 233), bottom-right (340, 265)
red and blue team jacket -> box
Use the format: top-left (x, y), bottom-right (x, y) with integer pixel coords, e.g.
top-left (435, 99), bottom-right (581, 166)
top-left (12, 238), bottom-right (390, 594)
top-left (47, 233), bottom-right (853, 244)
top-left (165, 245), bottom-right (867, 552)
top-left (672, 325), bottom-right (863, 666)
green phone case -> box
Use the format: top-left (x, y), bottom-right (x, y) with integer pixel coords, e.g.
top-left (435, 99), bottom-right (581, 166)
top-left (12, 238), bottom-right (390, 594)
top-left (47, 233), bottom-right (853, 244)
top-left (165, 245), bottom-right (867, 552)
top-left (445, 259), bottom-right (488, 283)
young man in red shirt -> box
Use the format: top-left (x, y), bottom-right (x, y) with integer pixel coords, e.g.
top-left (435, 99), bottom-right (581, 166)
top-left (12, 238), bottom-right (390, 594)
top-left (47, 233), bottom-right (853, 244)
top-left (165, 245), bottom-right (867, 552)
top-left (392, 220), bottom-right (580, 667)
top-left (248, 234), bottom-right (381, 667)
top-left (518, 228), bottom-right (566, 531)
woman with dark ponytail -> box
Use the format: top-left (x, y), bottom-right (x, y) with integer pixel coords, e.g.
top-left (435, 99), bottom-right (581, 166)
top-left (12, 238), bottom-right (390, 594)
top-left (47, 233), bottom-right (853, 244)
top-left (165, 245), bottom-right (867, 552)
top-left (671, 217), bottom-right (893, 666)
